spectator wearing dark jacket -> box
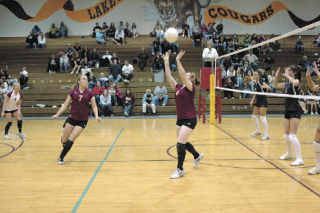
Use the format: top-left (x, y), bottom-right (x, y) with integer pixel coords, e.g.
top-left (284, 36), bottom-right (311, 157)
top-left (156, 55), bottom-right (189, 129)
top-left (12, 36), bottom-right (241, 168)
top-left (109, 60), bottom-right (122, 82)
top-left (122, 88), bottom-right (135, 116)
top-left (25, 32), bottom-right (38, 48)
top-left (152, 52), bottom-right (164, 71)
top-left (137, 48), bottom-right (149, 71)
top-left (192, 30), bottom-right (203, 48)
top-left (47, 54), bottom-right (58, 74)
top-left (89, 48), bottom-right (100, 68)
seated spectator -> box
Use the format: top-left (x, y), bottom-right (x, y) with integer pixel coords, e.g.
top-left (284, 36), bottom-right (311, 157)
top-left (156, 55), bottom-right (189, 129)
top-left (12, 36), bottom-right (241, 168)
top-left (202, 40), bottom-right (218, 67)
top-left (31, 25), bottom-right (41, 37)
top-left (299, 55), bottom-right (313, 74)
top-left (95, 29), bottom-right (105, 44)
top-left (269, 34), bottom-right (281, 51)
top-left (295, 36), bottom-right (304, 54)
top-left (122, 60), bottom-right (134, 83)
top-left (25, 32), bottom-right (38, 48)
top-left (59, 22), bottom-right (68, 38)
top-left (108, 22), bottom-right (116, 38)
top-left (102, 22), bottom-right (109, 37)
top-left (221, 56), bottom-right (233, 71)
top-left (137, 48), bottom-right (149, 71)
top-left (152, 38), bottom-right (162, 55)
top-left (49, 23), bottom-right (59, 38)
top-left (59, 53), bottom-right (69, 73)
top-left (0, 69), bottom-right (9, 83)
top-left (314, 33), bottom-right (320, 47)
top-left (223, 77), bottom-right (234, 99)
top-left (19, 67), bottom-right (29, 89)
top-left (142, 89), bottom-right (156, 115)
top-left (109, 59), bottom-right (122, 82)
top-left (132, 22), bottom-right (139, 38)
top-left (114, 27), bottom-right (125, 45)
top-left (0, 79), bottom-right (8, 102)
top-left (100, 50), bottom-right (112, 67)
top-left (215, 20), bottom-right (224, 38)
top-left (161, 40), bottom-right (179, 54)
top-left (191, 23), bottom-right (201, 36)
top-left (241, 78), bottom-right (252, 98)
top-left (74, 43), bottom-right (81, 53)
top-left (122, 88), bottom-right (135, 116)
top-left (192, 30), bottom-right (203, 48)
top-left (99, 89), bottom-right (113, 116)
top-left (251, 33), bottom-right (259, 44)
top-left (234, 67), bottom-right (243, 88)
top-left (200, 23), bottom-right (208, 37)
top-left (152, 52), bottom-right (164, 72)
top-left (267, 70), bottom-right (276, 92)
top-left (81, 46), bottom-right (90, 61)
top-left (150, 20), bottom-right (163, 37)
top-left (66, 43), bottom-right (74, 59)
top-left (98, 72), bottom-right (109, 87)
top-left (108, 82), bottom-right (122, 106)
top-left (154, 82), bottom-right (168, 106)
top-left (119, 21), bottom-right (125, 31)
top-left (92, 22), bottom-right (101, 38)
top-left (93, 81), bottom-right (105, 102)
top-left (181, 21), bottom-right (191, 37)
top-left (206, 22), bottom-right (216, 40)
top-left (88, 72), bottom-right (97, 89)
top-left (244, 50), bottom-right (258, 69)
top-left (168, 50), bottom-right (177, 72)
top-left (111, 52), bottom-right (120, 64)
top-left (155, 25), bottom-right (164, 39)
top-left (71, 52), bottom-right (83, 75)
top-left (229, 34), bottom-right (240, 52)
top-left (38, 32), bottom-right (46, 48)
top-left (47, 54), bottom-right (58, 74)
top-left (89, 48), bottom-right (100, 68)
top-left (124, 22), bottom-right (132, 38)
top-left (80, 66), bottom-right (92, 77)
top-left (243, 33), bottom-right (251, 47)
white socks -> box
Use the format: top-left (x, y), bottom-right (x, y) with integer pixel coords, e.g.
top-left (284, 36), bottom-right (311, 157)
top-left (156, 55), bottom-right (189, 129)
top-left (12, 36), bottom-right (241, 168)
top-left (252, 114), bottom-right (260, 132)
top-left (283, 134), bottom-right (292, 155)
top-left (259, 116), bottom-right (268, 136)
top-left (289, 134), bottom-right (302, 160)
top-left (313, 141), bottom-right (320, 167)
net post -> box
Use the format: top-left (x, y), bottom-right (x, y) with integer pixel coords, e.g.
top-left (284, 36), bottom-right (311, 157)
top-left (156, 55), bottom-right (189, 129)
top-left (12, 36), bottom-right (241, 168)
top-left (198, 94), bottom-right (201, 119)
top-left (210, 74), bottom-right (215, 124)
top-left (202, 96), bottom-right (206, 123)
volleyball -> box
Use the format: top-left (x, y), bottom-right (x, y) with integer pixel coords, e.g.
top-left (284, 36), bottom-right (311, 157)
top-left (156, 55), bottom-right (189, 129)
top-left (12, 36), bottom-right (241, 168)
top-left (165, 28), bottom-right (178, 43)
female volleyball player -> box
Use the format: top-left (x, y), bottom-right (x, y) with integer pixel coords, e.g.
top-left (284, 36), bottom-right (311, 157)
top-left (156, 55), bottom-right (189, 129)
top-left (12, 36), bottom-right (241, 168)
top-left (52, 75), bottom-right (101, 165)
top-left (1, 83), bottom-right (25, 139)
top-left (306, 68), bottom-right (320, 174)
top-left (250, 70), bottom-right (271, 140)
top-left (274, 66), bottom-right (304, 166)
top-left (162, 50), bottom-right (204, 179)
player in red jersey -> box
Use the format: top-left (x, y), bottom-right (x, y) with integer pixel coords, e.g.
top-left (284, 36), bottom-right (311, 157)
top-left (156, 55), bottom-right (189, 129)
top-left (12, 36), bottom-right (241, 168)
top-left (163, 50), bottom-right (204, 179)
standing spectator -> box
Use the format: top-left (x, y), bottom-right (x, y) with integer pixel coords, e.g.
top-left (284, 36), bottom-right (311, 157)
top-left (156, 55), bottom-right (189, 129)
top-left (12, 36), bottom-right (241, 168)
top-left (295, 36), bottom-right (304, 54)
top-left (19, 67), bottom-right (29, 89)
top-left (109, 59), bottom-right (122, 82)
top-left (182, 20), bottom-right (190, 37)
top-left (99, 89), bottom-right (113, 116)
top-left (114, 27), bottom-right (125, 45)
top-left (152, 52), bottom-right (164, 72)
top-left (154, 82), bottom-right (168, 106)
top-left (98, 72), bottom-right (109, 87)
top-left (37, 32), bottom-right (46, 48)
top-left (122, 88), bottom-right (135, 117)
top-left (89, 48), bottom-right (100, 68)
top-left (137, 48), bottom-right (149, 71)
top-left (122, 60), bottom-right (134, 83)
top-left (142, 89), bottom-right (156, 115)
top-left (192, 30), bottom-right (203, 48)
top-left (71, 52), bottom-right (83, 75)
top-left (59, 53), bottom-right (69, 73)
top-left (108, 82), bottom-right (122, 106)
top-left (132, 22), bottom-right (139, 38)
top-left (25, 32), bottom-right (37, 48)
top-left (49, 23), bottom-right (59, 38)
top-left (92, 22), bottom-right (101, 38)
top-left (31, 25), bottom-right (41, 36)
top-left (59, 22), bottom-right (68, 38)
top-left (47, 54), bottom-right (58, 74)
top-left (202, 40), bottom-right (218, 67)
top-left (93, 81), bottom-right (105, 102)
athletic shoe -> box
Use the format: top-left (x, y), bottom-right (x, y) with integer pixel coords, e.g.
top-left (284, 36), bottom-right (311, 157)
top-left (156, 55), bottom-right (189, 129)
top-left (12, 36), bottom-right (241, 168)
top-left (3, 134), bottom-right (10, 140)
top-left (311, 112), bottom-right (314, 115)
top-left (170, 168), bottom-right (184, 179)
top-left (58, 158), bottom-right (64, 165)
top-left (19, 132), bottom-right (26, 138)
top-left (261, 135), bottom-right (269, 141)
top-left (279, 152), bottom-right (293, 160)
top-left (290, 158), bottom-right (304, 166)
top-left (194, 153), bottom-right (204, 168)
top-left (250, 131), bottom-right (261, 137)
top-left (308, 166), bottom-right (320, 175)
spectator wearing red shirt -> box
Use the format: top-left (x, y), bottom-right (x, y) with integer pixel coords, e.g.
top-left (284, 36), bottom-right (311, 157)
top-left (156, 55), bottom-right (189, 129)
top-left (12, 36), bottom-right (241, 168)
top-left (93, 81), bottom-right (105, 103)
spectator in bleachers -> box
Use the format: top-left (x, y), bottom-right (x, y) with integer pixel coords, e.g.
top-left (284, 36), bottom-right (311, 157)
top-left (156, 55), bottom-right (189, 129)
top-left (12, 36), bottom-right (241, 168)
top-left (168, 50), bottom-right (177, 72)
top-left (59, 22), bottom-right (68, 38)
top-left (122, 60), bottom-right (134, 83)
top-left (31, 25), bottom-right (41, 36)
top-left (59, 53), bottom-right (69, 73)
top-left (142, 89), bottom-right (156, 115)
top-left (221, 56), bottom-right (233, 71)
top-left (295, 36), bottom-right (304, 54)
top-left (100, 50), bottom-right (112, 67)
top-left (251, 33), bottom-right (259, 44)
top-left (206, 22), bottom-right (216, 40)
top-left (66, 43), bottom-right (74, 59)
top-left (88, 72), bottom-right (97, 89)
top-left (19, 67), bottom-right (29, 89)
top-left (223, 77), bottom-right (234, 99)
top-left (200, 23), bottom-right (208, 37)
top-left (192, 30), bottom-right (203, 48)
top-left (108, 82), bottom-right (122, 106)
top-left (96, 29), bottom-right (106, 44)
top-left (124, 22), bottom-right (132, 38)
top-left (154, 82), bottom-right (168, 106)
top-left (251, 40), bottom-right (260, 57)
top-left (161, 40), bottom-right (179, 55)
top-left (243, 33), bottom-right (251, 47)
top-left (155, 25), bottom-right (164, 39)
top-left (191, 23), bottom-right (201, 36)
top-left (234, 67), bottom-right (243, 88)
top-left (241, 78), bottom-right (252, 99)
top-left (243, 61), bottom-right (252, 76)
top-left (48, 23), bottom-right (59, 38)
top-left (37, 32), bottom-right (46, 48)
top-left (182, 20), bottom-right (190, 38)
top-left (0, 79), bottom-right (8, 102)
top-left (81, 46), bottom-right (90, 60)
top-left (267, 70), bottom-right (276, 92)
top-left (137, 48), bottom-right (149, 71)
top-left (244, 50), bottom-right (258, 69)
top-left (109, 59), bottom-right (122, 82)
top-left (99, 89), bottom-right (113, 116)
top-left (269, 34), bottom-right (281, 51)
top-left (25, 32), bottom-right (38, 48)
top-left (89, 48), bottom-right (100, 68)
top-left (111, 52), bottom-right (120, 64)
top-left (151, 37), bottom-right (162, 55)
top-left (230, 34), bottom-right (240, 52)
top-left (119, 21), bottom-right (125, 31)
top-left (202, 40), bottom-right (218, 67)
top-left (132, 22), bottom-right (138, 38)
top-left (114, 27), bottom-right (125, 45)
top-left (98, 72), bottom-right (108, 87)
top-left (299, 55), bottom-right (313, 74)
top-left (152, 52), bottom-right (164, 72)
top-left (73, 43), bottom-right (81, 53)
top-left (150, 20), bottom-right (163, 37)
top-left (71, 52), bottom-right (83, 75)
top-left (123, 88), bottom-right (135, 116)
top-left (108, 22), bottom-right (116, 38)
top-left (92, 22), bottom-right (101, 38)
top-left (93, 81), bottom-right (105, 102)
top-left (313, 33), bottom-right (320, 48)
top-left (215, 20), bottom-right (224, 38)
top-left (47, 54), bottom-right (58, 74)
top-left (102, 22), bottom-right (109, 37)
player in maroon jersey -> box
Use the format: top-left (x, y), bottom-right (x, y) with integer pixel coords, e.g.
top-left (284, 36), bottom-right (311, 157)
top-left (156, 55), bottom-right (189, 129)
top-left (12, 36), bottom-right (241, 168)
top-left (52, 75), bottom-right (101, 165)
top-left (162, 50), bottom-right (204, 179)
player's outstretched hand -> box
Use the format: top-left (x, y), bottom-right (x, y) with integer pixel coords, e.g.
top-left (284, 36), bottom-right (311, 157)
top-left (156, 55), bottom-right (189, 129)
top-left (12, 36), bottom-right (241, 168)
top-left (51, 114), bottom-right (58, 120)
top-left (275, 67), bottom-right (281, 76)
top-left (176, 50), bottom-right (185, 60)
top-left (306, 68), bottom-right (311, 77)
top-left (161, 51), bottom-right (169, 62)
top-left (96, 117), bottom-right (102, 123)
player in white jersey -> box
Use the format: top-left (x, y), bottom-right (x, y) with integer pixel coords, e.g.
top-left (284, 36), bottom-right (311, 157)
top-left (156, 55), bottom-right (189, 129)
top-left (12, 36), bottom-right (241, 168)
top-left (1, 83), bottom-right (25, 139)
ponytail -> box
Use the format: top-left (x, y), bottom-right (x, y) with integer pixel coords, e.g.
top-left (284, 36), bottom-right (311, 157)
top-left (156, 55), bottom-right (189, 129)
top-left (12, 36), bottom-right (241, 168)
top-left (191, 72), bottom-right (200, 85)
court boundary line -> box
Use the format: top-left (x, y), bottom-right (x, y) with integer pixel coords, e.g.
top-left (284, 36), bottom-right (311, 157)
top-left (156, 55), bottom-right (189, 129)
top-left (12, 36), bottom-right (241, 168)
top-left (71, 128), bottom-right (124, 213)
top-left (215, 125), bottom-right (320, 198)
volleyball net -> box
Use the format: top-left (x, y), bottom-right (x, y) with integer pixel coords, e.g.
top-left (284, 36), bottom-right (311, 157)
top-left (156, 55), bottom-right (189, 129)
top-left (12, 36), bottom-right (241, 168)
top-left (203, 20), bottom-right (320, 124)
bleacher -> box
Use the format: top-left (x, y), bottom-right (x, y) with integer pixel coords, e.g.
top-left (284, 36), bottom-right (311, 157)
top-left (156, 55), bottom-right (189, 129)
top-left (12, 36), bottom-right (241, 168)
top-left (0, 35), bottom-right (319, 116)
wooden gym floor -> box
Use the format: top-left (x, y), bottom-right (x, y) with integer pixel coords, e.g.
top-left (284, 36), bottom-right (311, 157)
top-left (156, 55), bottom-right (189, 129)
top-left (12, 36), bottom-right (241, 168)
top-left (0, 116), bottom-right (320, 213)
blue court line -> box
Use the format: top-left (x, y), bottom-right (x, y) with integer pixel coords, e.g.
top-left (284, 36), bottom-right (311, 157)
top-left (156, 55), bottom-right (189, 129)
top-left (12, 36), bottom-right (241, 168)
top-left (71, 128), bottom-right (124, 213)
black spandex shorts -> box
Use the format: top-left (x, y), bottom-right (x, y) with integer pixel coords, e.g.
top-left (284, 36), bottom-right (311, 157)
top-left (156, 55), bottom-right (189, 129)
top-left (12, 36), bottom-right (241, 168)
top-left (66, 117), bottom-right (88, 129)
top-left (5, 109), bottom-right (18, 115)
top-left (255, 98), bottom-right (268, 108)
top-left (284, 111), bottom-right (301, 119)
top-left (176, 118), bottom-right (197, 130)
